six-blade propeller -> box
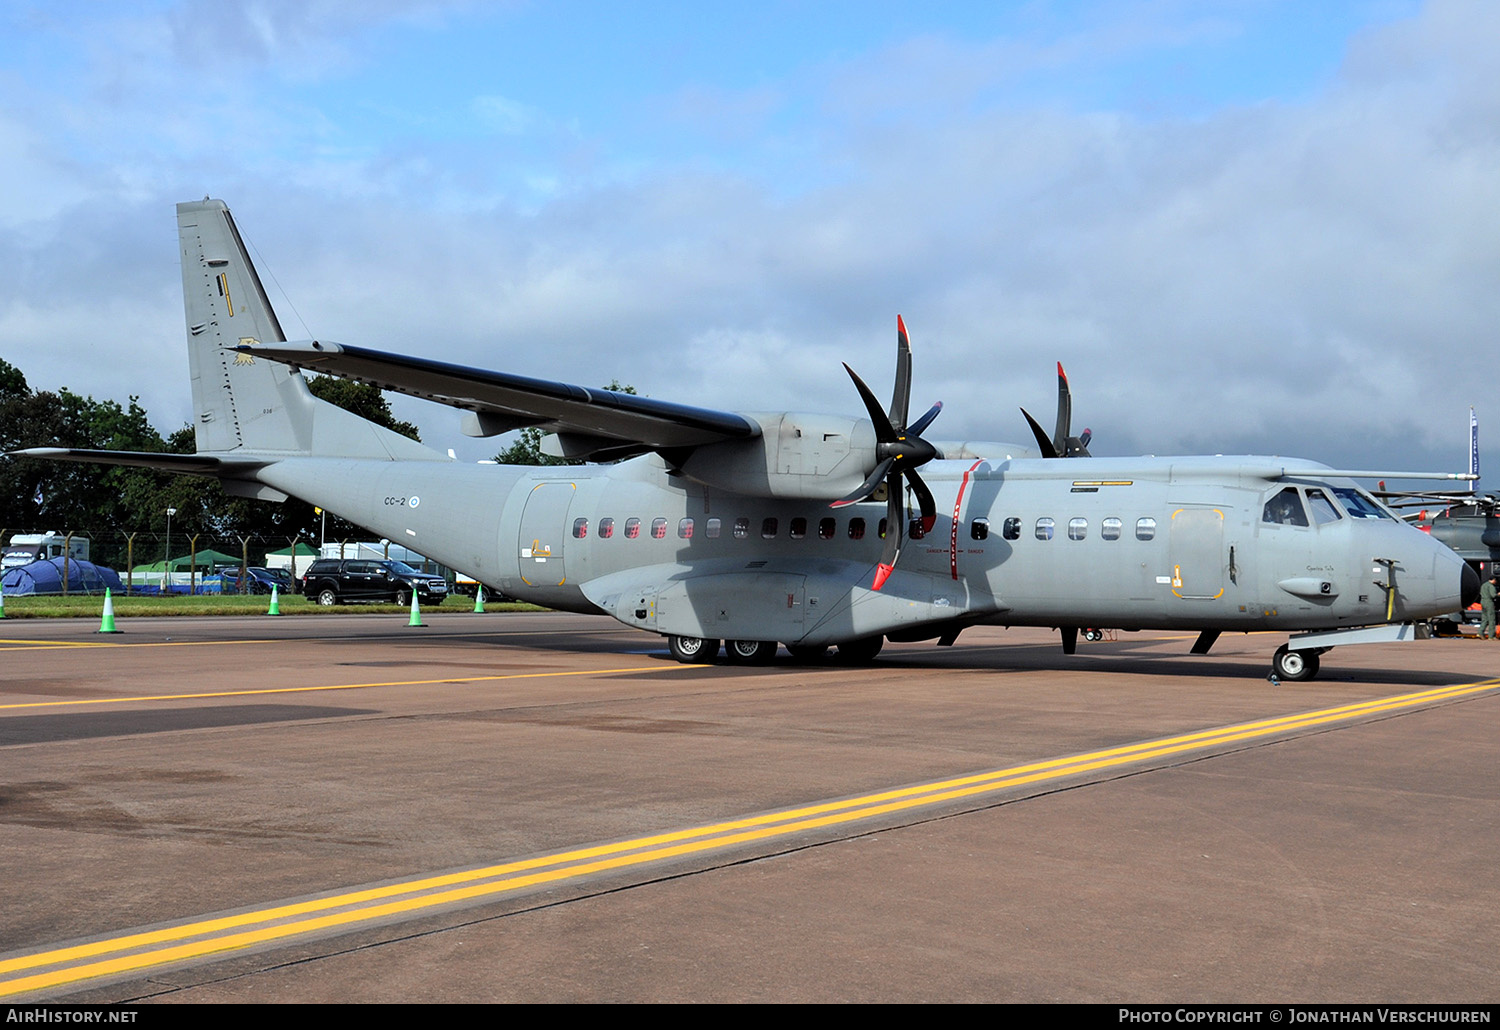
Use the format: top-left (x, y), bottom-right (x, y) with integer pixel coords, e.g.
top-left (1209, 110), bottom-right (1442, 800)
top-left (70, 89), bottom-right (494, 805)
top-left (833, 315), bottom-right (943, 591)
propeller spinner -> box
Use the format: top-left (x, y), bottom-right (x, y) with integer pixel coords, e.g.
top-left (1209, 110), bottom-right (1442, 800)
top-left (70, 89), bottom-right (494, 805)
top-left (832, 315), bottom-right (943, 591)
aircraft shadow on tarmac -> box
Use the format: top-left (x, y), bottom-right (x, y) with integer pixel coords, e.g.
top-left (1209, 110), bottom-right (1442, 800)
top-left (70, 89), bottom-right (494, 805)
top-left (0, 704), bottom-right (376, 747)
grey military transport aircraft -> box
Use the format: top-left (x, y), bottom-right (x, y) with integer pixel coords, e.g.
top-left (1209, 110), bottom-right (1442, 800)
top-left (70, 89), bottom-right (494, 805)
top-left (14, 199), bottom-right (1481, 681)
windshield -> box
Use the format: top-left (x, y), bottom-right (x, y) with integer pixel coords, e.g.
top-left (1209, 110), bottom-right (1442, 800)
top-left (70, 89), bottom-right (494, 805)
top-left (1330, 486), bottom-right (1392, 520)
top-left (382, 560), bottom-right (422, 576)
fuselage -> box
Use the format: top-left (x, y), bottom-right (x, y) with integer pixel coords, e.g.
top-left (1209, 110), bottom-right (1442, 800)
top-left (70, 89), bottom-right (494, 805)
top-left (255, 452), bottom-right (1472, 646)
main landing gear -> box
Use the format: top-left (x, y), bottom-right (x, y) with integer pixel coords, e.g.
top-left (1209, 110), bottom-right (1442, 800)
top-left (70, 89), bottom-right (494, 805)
top-left (667, 635), bottom-right (720, 663)
top-left (665, 634), bottom-right (887, 665)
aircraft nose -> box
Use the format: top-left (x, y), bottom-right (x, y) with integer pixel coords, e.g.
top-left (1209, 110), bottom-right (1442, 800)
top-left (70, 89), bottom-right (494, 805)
top-left (1461, 562), bottom-right (1480, 608)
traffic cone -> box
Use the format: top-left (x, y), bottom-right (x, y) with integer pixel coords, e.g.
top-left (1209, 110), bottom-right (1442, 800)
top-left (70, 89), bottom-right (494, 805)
top-left (407, 592), bottom-right (426, 628)
top-left (97, 589), bottom-right (122, 634)
top-left (267, 585), bottom-right (281, 616)
top-left (473, 586), bottom-right (485, 613)
top-left (0, 581), bottom-right (6, 619)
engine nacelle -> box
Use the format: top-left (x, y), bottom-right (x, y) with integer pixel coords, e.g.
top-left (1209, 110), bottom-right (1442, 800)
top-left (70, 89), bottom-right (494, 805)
top-left (677, 412), bottom-right (878, 500)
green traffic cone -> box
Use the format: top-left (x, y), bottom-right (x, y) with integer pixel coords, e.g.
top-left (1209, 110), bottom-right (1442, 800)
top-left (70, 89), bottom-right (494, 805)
top-left (473, 585), bottom-right (485, 613)
top-left (0, 580), bottom-right (6, 619)
top-left (407, 591), bottom-right (426, 628)
top-left (97, 588), bottom-right (122, 634)
top-left (267, 584), bottom-right (281, 616)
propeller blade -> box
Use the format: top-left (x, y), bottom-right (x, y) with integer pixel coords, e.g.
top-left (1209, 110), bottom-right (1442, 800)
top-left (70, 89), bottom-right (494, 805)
top-left (1020, 408), bottom-right (1059, 459)
top-left (831, 456), bottom-right (895, 508)
top-left (906, 466), bottom-right (936, 535)
top-left (907, 400), bottom-right (942, 437)
top-left (844, 363), bottom-right (897, 442)
top-left (871, 474), bottom-right (904, 591)
top-left (890, 315), bottom-right (912, 430)
top-left (1054, 361), bottom-right (1072, 458)
top-left (1077, 428), bottom-right (1092, 453)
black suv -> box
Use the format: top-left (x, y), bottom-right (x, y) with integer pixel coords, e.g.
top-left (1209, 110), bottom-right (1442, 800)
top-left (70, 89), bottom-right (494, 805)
top-left (301, 559), bottom-right (449, 607)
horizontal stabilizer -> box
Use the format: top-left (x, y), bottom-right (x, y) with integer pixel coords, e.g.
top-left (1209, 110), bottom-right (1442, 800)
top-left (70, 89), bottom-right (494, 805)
top-left (9, 447), bottom-right (268, 475)
top-left (238, 340), bottom-right (761, 457)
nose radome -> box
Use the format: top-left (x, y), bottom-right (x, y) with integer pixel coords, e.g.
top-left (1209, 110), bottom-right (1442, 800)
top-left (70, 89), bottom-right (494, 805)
top-left (1461, 562), bottom-right (1481, 609)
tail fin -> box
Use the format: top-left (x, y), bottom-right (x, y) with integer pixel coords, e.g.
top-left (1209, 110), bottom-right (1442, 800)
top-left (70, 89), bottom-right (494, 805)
top-left (177, 199), bottom-right (443, 461)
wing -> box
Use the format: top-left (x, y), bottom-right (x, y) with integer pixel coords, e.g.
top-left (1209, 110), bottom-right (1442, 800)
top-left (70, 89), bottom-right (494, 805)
top-left (239, 340), bottom-right (760, 460)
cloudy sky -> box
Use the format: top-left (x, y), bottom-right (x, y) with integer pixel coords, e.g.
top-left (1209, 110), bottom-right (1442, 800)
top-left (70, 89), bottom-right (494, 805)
top-left (2, 0), bottom-right (1496, 483)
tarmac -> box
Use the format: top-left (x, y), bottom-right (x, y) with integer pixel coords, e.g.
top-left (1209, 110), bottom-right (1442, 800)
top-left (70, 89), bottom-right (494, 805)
top-left (0, 610), bottom-right (1496, 1003)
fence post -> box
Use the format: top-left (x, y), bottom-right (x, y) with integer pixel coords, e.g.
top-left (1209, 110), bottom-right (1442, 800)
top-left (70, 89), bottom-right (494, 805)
top-left (187, 534), bottom-right (200, 596)
top-left (62, 531), bottom-right (71, 597)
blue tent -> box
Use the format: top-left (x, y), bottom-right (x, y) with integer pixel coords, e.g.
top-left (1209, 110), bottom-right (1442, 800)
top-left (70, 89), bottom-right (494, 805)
top-left (1, 558), bottom-right (125, 596)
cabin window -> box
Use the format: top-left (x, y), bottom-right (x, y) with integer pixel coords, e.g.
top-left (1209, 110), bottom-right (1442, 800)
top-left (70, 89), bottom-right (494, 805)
top-left (761, 518), bottom-right (778, 539)
top-left (1068, 517), bottom-right (1087, 540)
top-left (790, 517), bottom-right (807, 539)
top-left (678, 518), bottom-right (694, 538)
top-left (818, 517), bottom-right (836, 540)
top-left (1262, 487), bottom-right (1308, 527)
top-left (624, 518), bottom-right (641, 539)
top-left (651, 517), bottom-right (668, 539)
top-left (848, 518), bottom-right (866, 540)
top-left (1305, 488), bottom-right (1341, 525)
top-left (971, 518), bottom-right (989, 541)
top-left (1101, 517), bottom-right (1122, 540)
top-left (572, 518), bottom-right (588, 539)
top-left (1002, 517), bottom-right (1021, 540)
top-left (706, 518), bottom-right (721, 539)
top-left (733, 517), bottom-right (750, 539)
top-left (1035, 518), bottom-right (1055, 541)
top-left (599, 517), bottom-right (614, 539)
top-left (1135, 517), bottom-right (1156, 541)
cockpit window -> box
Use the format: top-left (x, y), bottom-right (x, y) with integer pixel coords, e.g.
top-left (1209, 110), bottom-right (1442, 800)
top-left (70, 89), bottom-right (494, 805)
top-left (1331, 486), bottom-right (1392, 520)
top-left (1305, 488), bottom-right (1342, 525)
top-left (1262, 487), bottom-right (1309, 527)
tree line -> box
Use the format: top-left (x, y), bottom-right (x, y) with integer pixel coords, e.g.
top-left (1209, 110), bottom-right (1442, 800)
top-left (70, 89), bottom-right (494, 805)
top-left (0, 357), bottom-right (633, 571)
top-left (0, 357), bottom-right (420, 570)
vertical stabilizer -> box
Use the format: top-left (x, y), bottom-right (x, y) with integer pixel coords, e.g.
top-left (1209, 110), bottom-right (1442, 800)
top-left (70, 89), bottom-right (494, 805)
top-left (177, 199), bottom-right (443, 461)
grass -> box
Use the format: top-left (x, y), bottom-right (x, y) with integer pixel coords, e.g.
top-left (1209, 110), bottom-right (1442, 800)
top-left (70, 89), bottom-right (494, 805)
top-left (0, 593), bottom-right (545, 619)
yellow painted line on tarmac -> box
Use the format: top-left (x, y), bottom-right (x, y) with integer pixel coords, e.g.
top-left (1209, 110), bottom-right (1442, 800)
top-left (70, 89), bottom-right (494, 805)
top-left (3, 675), bottom-right (1497, 999)
top-left (0, 665), bottom-right (698, 711)
top-left (0, 638), bottom-right (282, 652)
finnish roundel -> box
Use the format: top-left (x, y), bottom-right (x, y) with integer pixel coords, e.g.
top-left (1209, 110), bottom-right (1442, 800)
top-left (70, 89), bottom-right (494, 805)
top-left (409, 496), bottom-right (420, 508)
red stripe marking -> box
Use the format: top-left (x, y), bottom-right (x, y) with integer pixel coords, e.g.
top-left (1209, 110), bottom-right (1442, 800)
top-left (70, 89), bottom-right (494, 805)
top-left (951, 459), bottom-right (984, 580)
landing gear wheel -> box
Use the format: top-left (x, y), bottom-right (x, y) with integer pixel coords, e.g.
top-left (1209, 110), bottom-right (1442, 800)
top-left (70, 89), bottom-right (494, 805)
top-left (1083, 628), bottom-right (1104, 642)
top-left (317, 588), bottom-right (339, 606)
top-left (724, 639), bottom-right (776, 664)
top-left (1272, 644), bottom-right (1320, 682)
top-left (669, 635), bottom-right (719, 663)
top-left (785, 643), bottom-right (829, 662)
top-left (835, 636), bottom-right (885, 664)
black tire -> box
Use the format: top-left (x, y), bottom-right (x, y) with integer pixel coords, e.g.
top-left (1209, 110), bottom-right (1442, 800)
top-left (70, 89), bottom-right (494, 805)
top-left (317, 588), bottom-right (339, 606)
top-left (1083, 628), bottom-right (1103, 642)
top-left (668, 635), bottom-right (719, 663)
top-left (724, 639), bottom-right (776, 664)
top-left (1272, 644), bottom-right (1319, 681)
top-left (785, 643), bottom-right (829, 661)
top-left (395, 588), bottom-right (411, 608)
top-left (835, 636), bottom-right (884, 664)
